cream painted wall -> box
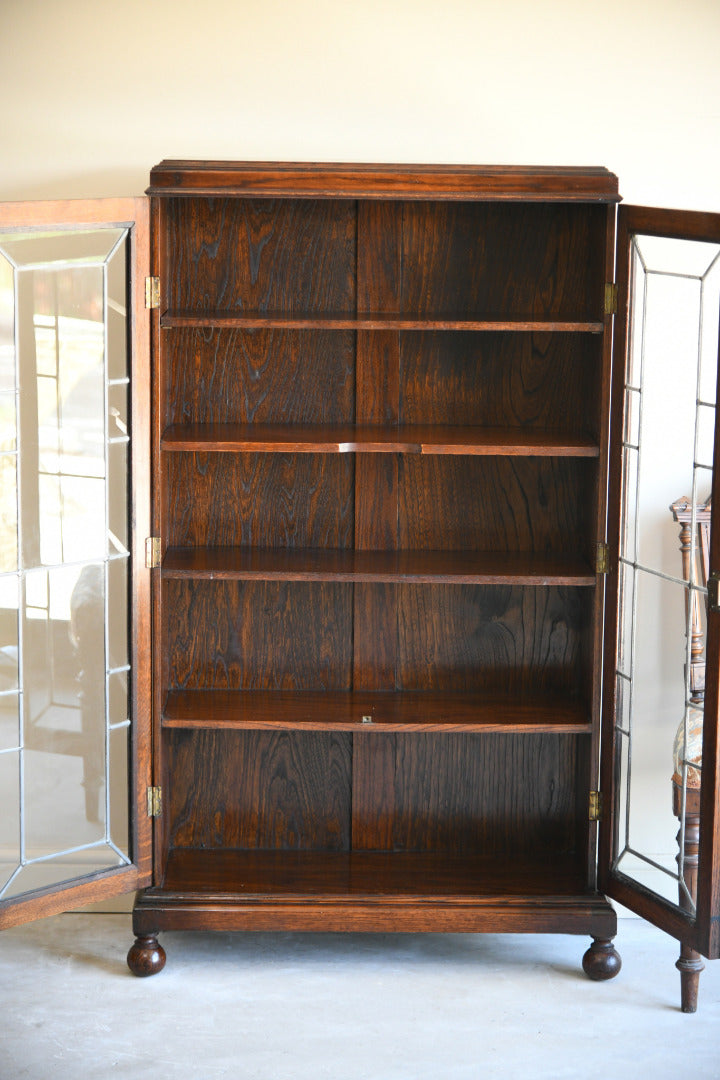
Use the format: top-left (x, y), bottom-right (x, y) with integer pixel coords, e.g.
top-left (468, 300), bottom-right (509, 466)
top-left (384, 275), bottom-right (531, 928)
top-left (2, 0), bottom-right (720, 209)
top-left (3, 0), bottom-right (720, 915)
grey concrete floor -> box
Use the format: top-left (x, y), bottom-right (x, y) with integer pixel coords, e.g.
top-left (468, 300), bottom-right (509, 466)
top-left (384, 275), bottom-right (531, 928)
top-left (1, 914), bottom-right (719, 1080)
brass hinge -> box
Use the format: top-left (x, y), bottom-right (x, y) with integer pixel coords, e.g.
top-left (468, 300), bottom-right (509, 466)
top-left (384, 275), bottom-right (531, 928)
top-left (604, 282), bottom-right (618, 316)
top-left (589, 790), bottom-right (604, 822)
top-left (596, 542), bottom-right (609, 575)
top-left (708, 573), bottom-right (720, 613)
top-left (145, 276), bottom-right (160, 309)
top-left (145, 536), bottom-right (162, 569)
top-left (147, 786), bottom-right (162, 818)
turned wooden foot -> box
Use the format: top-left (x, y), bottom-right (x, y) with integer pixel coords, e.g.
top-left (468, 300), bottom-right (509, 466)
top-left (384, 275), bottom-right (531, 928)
top-left (676, 945), bottom-right (704, 1013)
top-left (127, 934), bottom-right (166, 977)
top-left (673, 786), bottom-right (703, 1011)
top-left (582, 937), bottom-right (622, 981)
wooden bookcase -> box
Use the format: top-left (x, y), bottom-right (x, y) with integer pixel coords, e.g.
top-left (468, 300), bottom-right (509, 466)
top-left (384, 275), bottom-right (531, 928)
top-left (128, 163), bottom-right (620, 975)
top-left (3, 165), bottom-right (720, 1007)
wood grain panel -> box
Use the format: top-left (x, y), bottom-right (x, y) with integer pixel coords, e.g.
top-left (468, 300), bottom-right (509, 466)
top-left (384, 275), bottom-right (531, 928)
top-left (396, 733), bottom-right (577, 854)
top-left (398, 457), bottom-right (594, 553)
top-left (164, 452), bottom-right (354, 547)
top-left (352, 733), bottom-right (397, 850)
top-left (162, 328), bottom-right (355, 428)
top-left (162, 197), bottom-right (356, 312)
top-left (397, 584), bottom-right (591, 696)
top-left (354, 200), bottom-right (402, 692)
top-left (164, 580), bottom-right (352, 690)
top-left (399, 202), bottom-right (606, 319)
top-left (400, 331), bottom-right (602, 439)
top-left (167, 730), bottom-right (351, 850)
top-left (355, 733), bottom-right (578, 855)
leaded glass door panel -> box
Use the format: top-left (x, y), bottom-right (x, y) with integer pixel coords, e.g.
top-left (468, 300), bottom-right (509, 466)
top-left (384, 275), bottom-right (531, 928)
top-left (0, 199), bottom-right (151, 928)
top-left (600, 205), bottom-right (720, 966)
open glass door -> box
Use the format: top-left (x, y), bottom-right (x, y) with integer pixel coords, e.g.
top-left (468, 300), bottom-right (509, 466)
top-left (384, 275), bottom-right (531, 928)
top-left (600, 205), bottom-right (720, 970)
top-left (0, 199), bottom-right (151, 929)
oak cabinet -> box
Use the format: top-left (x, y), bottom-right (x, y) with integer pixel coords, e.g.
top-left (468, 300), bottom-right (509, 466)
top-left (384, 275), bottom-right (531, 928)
top-left (2, 164), bottom-right (719, 1008)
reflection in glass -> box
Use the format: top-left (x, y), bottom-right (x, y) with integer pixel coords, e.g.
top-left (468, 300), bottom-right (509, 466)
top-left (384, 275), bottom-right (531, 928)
top-left (0, 226), bottom-right (131, 901)
top-left (614, 234), bottom-right (720, 915)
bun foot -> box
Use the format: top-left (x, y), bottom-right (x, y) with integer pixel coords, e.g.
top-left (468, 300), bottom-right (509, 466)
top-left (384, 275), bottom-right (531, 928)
top-left (127, 934), bottom-right (166, 977)
top-left (582, 937), bottom-right (622, 981)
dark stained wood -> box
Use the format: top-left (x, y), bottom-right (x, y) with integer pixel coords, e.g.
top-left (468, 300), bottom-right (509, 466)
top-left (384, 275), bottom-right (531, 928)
top-left (148, 161), bottom-right (620, 202)
top-left (127, 935), bottom-right (166, 977)
top-left (160, 423), bottom-right (600, 456)
top-left (390, 733), bottom-right (578, 855)
top-left (161, 198), bottom-right (356, 313)
top-left (164, 579), bottom-right (352, 691)
top-left (161, 329), bottom-right (355, 429)
top-left (398, 202), bottom-right (607, 322)
top-left (161, 689), bottom-right (591, 733)
top-left (161, 546), bottom-right (596, 584)
top-left (161, 310), bottom-right (604, 332)
top-left (161, 850), bottom-right (590, 897)
top-left (133, 161), bottom-right (627, 973)
top-left (398, 457), bottom-right (595, 553)
top-left (352, 200), bottom-right (402, 696)
top-left (582, 938), bottom-right (622, 980)
top-left (398, 331), bottom-right (602, 438)
top-left (163, 453), bottom-right (354, 548)
top-left (166, 730), bottom-right (352, 850)
top-left (397, 585), bottom-right (592, 696)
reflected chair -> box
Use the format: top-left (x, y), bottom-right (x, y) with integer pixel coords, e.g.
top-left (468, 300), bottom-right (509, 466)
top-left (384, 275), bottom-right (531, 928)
top-left (669, 494), bottom-right (710, 1012)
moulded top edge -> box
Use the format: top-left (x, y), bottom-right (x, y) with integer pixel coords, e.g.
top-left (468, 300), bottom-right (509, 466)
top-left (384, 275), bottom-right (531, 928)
top-left (147, 161), bottom-right (621, 202)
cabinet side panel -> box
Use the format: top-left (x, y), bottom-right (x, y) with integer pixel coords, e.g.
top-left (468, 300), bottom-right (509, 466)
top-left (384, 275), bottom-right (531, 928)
top-left (166, 730), bottom-right (352, 851)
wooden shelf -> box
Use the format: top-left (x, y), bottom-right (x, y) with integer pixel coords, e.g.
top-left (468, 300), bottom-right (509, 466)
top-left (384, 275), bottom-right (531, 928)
top-left (160, 423), bottom-right (600, 457)
top-left (161, 546), bottom-right (597, 585)
top-left (159, 849), bottom-right (590, 901)
top-left (159, 310), bottom-right (605, 333)
top-left (162, 689), bottom-right (591, 733)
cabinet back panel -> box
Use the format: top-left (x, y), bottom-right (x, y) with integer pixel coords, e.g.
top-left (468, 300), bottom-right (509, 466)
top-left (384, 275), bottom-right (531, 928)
top-left (396, 202), bottom-right (606, 318)
top-left (353, 732), bottom-right (579, 855)
top-left (397, 584), bottom-right (591, 695)
top-left (398, 457), bottom-right (594, 553)
top-left (399, 331), bottom-right (601, 437)
top-left (162, 329), bottom-right (356, 427)
top-left (164, 580), bottom-right (353, 690)
top-left (167, 729), bottom-right (352, 851)
top-left (163, 452), bottom-right (354, 548)
top-left (162, 198), bottom-right (357, 311)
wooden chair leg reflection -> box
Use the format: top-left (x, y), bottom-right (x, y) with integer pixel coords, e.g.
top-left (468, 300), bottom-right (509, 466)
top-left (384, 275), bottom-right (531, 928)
top-left (672, 783), bottom-right (704, 1013)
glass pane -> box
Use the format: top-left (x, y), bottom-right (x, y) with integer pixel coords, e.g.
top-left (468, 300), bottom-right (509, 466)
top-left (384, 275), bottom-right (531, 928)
top-left (0, 692), bottom-right (20, 752)
top-left (0, 450), bottom-right (17, 572)
top-left (613, 233), bottom-right (720, 920)
top-left (0, 250), bottom-right (15, 392)
top-left (0, 574), bottom-right (19, 694)
top-left (0, 749), bottom-right (20, 892)
top-left (0, 225), bottom-right (132, 903)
